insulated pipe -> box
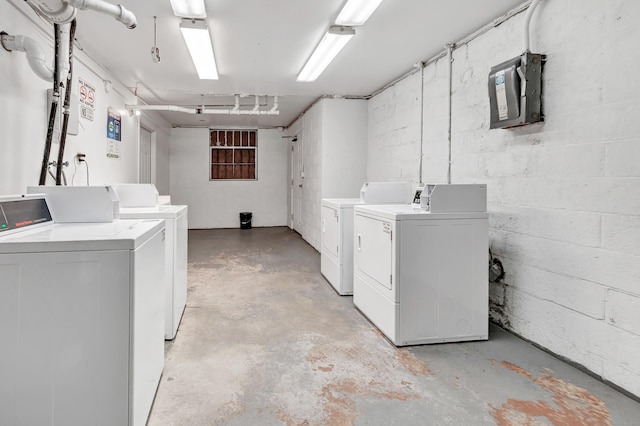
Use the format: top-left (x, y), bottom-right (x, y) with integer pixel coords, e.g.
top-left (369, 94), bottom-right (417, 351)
top-left (0, 33), bottom-right (54, 81)
top-left (56, 19), bottom-right (76, 185)
top-left (232, 95), bottom-right (240, 112)
top-left (523, 0), bottom-right (542, 52)
top-left (67, 0), bottom-right (137, 28)
top-left (26, 0), bottom-right (136, 28)
top-left (40, 23), bottom-right (62, 185)
top-left (126, 103), bottom-right (281, 116)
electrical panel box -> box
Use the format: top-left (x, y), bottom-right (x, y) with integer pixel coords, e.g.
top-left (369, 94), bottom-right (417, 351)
top-left (488, 52), bottom-right (545, 129)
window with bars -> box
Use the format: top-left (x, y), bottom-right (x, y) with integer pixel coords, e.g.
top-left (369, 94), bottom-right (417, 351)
top-left (210, 130), bottom-right (257, 180)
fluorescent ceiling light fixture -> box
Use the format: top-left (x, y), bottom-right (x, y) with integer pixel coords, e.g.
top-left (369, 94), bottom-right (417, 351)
top-left (179, 19), bottom-right (218, 80)
top-left (297, 26), bottom-right (355, 82)
top-left (335, 0), bottom-right (384, 26)
top-left (170, 0), bottom-right (207, 19)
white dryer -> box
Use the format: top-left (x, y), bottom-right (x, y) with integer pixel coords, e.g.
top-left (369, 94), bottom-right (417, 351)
top-left (353, 184), bottom-right (489, 346)
top-left (119, 204), bottom-right (188, 340)
top-left (321, 182), bottom-right (409, 295)
top-left (0, 194), bottom-right (165, 426)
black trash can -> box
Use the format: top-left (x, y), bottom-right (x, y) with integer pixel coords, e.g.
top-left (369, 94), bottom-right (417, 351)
top-left (239, 212), bottom-right (252, 229)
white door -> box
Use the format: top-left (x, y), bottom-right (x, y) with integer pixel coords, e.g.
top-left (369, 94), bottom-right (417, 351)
top-left (354, 214), bottom-right (394, 291)
top-left (291, 138), bottom-right (303, 234)
top-left (139, 127), bottom-right (152, 184)
top-left (321, 205), bottom-right (339, 258)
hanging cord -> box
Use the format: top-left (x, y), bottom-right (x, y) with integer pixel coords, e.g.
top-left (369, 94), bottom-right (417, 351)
top-left (56, 19), bottom-right (77, 185)
top-left (83, 159), bottom-right (90, 185)
top-left (39, 23), bottom-right (61, 185)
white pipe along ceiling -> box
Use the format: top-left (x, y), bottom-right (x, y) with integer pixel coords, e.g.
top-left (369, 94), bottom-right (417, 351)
top-left (25, 0), bottom-right (136, 28)
top-left (126, 95), bottom-right (281, 116)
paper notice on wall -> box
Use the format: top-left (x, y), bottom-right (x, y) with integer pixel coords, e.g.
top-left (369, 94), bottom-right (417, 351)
top-left (495, 70), bottom-right (509, 121)
top-left (79, 78), bottom-right (96, 121)
top-left (106, 107), bottom-right (121, 159)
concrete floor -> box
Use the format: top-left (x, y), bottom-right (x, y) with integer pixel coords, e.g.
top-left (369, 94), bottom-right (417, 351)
top-left (148, 227), bottom-right (640, 426)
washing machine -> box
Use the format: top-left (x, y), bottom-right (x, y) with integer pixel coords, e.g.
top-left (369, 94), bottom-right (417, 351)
top-left (0, 194), bottom-right (165, 426)
top-left (321, 182), bottom-right (409, 295)
top-left (353, 184), bottom-right (489, 346)
top-left (119, 204), bottom-right (188, 340)
top-left (113, 183), bottom-right (188, 340)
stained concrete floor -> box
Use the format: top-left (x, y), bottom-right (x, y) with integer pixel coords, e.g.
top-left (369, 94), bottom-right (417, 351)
top-left (148, 227), bottom-right (640, 425)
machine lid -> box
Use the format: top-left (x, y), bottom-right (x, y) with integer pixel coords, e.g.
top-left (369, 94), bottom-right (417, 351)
top-left (354, 204), bottom-right (489, 220)
top-left (322, 198), bottom-right (362, 208)
top-left (0, 218), bottom-right (164, 253)
top-left (119, 204), bottom-right (187, 219)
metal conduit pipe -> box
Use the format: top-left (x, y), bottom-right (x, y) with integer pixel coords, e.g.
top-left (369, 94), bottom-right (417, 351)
top-left (523, 0), bottom-right (542, 52)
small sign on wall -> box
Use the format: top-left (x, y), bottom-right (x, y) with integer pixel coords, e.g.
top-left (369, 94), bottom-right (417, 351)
top-left (106, 107), bottom-right (121, 159)
top-left (79, 78), bottom-right (95, 121)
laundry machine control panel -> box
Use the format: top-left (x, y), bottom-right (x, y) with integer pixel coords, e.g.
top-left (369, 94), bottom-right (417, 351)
top-left (0, 195), bottom-right (52, 235)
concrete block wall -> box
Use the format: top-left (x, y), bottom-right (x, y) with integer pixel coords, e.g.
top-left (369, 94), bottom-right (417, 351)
top-left (289, 99), bottom-right (368, 251)
top-left (367, 73), bottom-right (422, 184)
top-left (170, 128), bottom-right (288, 229)
top-left (367, 0), bottom-right (640, 397)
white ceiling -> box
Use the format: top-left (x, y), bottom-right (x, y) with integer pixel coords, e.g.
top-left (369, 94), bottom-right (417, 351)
top-left (73, 0), bottom-right (527, 128)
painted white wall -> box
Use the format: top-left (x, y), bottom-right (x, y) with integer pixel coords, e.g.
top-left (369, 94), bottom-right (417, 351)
top-left (169, 128), bottom-right (288, 229)
top-left (140, 115), bottom-right (172, 195)
top-left (288, 98), bottom-right (368, 250)
top-left (367, 0), bottom-right (640, 397)
top-left (367, 73), bottom-right (423, 185)
top-left (0, 0), bottom-right (171, 195)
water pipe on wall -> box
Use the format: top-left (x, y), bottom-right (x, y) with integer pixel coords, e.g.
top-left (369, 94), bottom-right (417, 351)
top-left (55, 18), bottom-right (76, 185)
top-left (126, 96), bottom-right (281, 116)
top-left (446, 43), bottom-right (454, 185)
top-left (25, 0), bottom-right (136, 28)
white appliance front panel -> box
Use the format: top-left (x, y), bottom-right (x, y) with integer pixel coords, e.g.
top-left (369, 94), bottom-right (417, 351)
top-left (170, 210), bottom-right (189, 339)
top-left (321, 205), bottom-right (340, 260)
top-left (397, 218), bottom-right (488, 345)
top-left (354, 213), bottom-right (396, 298)
top-left (0, 250), bottom-right (131, 426)
top-left (131, 229), bottom-right (165, 426)
top-left (353, 273), bottom-right (399, 342)
top-left (321, 250), bottom-right (340, 293)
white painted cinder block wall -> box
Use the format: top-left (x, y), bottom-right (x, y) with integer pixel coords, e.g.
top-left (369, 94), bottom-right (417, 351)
top-left (0, 0), bottom-right (171, 195)
top-left (169, 128), bottom-right (288, 229)
top-left (367, 0), bottom-right (640, 397)
top-left (288, 98), bottom-right (368, 251)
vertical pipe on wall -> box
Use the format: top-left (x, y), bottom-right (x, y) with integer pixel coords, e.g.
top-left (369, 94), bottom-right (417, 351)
top-left (446, 44), bottom-right (454, 184)
top-left (55, 19), bottom-right (76, 185)
top-left (39, 23), bottom-right (61, 185)
top-left (523, 0), bottom-right (542, 53)
top-left (418, 63), bottom-right (424, 185)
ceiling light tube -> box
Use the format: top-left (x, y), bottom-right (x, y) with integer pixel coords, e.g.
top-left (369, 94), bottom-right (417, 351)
top-left (179, 19), bottom-right (218, 80)
top-left (335, 0), bottom-right (384, 26)
top-left (297, 26), bottom-right (355, 82)
top-left (170, 0), bottom-right (206, 19)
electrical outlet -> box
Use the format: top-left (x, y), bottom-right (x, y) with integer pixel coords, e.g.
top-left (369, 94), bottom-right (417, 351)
top-left (76, 153), bottom-right (86, 162)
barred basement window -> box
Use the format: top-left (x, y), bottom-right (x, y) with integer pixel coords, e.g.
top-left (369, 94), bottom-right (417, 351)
top-left (210, 130), bottom-right (257, 180)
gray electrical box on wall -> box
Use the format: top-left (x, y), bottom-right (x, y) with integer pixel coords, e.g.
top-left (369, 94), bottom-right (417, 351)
top-left (488, 52), bottom-right (545, 129)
